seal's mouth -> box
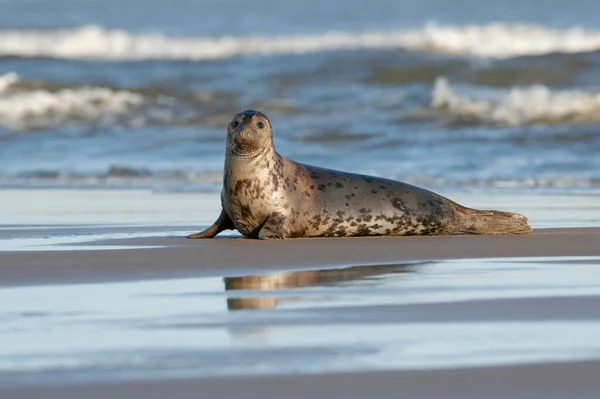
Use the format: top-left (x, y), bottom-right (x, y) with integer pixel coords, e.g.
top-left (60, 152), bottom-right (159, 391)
top-left (231, 131), bottom-right (262, 156)
top-left (234, 130), bottom-right (257, 145)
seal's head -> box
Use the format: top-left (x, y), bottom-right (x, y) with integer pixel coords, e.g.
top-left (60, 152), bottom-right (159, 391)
top-left (227, 110), bottom-right (273, 157)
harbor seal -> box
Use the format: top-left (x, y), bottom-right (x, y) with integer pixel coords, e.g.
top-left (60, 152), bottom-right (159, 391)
top-left (188, 110), bottom-right (532, 239)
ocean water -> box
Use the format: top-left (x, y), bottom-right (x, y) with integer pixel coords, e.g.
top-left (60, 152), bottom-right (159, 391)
top-left (1, 0), bottom-right (600, 194)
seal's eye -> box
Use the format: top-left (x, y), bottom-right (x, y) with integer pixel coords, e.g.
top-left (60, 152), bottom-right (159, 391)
top-left (257, 121), bottom-right (264, 129)
top-left (231, 120), bottom-right (240, 128)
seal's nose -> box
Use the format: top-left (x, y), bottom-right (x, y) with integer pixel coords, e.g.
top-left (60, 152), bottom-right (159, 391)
top-left (240, 112), bottom-right (258, 126)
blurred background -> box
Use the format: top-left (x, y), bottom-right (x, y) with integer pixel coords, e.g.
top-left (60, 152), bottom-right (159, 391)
top-left (1, 0), bottom-right (600, 194)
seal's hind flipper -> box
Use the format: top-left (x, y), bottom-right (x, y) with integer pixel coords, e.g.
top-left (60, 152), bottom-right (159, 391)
top-left (188, 209), bottom-right (235, 239)
top-left (455, 206), bottom-right (532, 235)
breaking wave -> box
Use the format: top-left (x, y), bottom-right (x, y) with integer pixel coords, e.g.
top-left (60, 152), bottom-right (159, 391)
top-left (0, 73), bottom-right (182, 131)
top-left (431, 77), bottom-right (600, 126)
top-left (2, 22), bottom-right (600, 60)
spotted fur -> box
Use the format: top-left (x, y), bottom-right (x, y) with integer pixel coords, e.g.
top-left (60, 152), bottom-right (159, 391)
top-left (188, 110), bottom-right (532, 239)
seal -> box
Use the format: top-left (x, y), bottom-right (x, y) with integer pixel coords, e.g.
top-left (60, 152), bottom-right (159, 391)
top-left (188, 110), bottom-right (532, 239)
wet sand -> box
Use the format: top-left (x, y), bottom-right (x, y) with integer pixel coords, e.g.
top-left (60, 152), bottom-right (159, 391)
top-left (1, 227), bottom-right (600, 399)
top-left (1, 190), bottom-right (600, 398)
top-left (1, 227), bottom-right (599, 287)
top-left (3, 361), bottom-right (600, 399)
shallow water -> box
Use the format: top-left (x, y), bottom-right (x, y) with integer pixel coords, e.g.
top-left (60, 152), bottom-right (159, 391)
top-left (1, 0), bottom-right (600, 194)
top-left (1, 256), bottom-right (600, 387)
top-left (0, 190), bottom-right (598, 251)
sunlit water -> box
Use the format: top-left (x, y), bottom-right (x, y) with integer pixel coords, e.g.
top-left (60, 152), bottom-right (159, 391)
top-left (0, 190), bottom-right (598, 252)
top-left (0, 0), bottom-right (600, 194)
top-left (1, 256), bottom-right (600, 387)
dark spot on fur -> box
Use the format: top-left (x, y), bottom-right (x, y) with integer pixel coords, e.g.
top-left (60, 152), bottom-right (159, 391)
top-left (335, 182), bottom-right (344, 188)
top-left (345, 203), bottom-right (349, 207)
top-left (318, 184), bottom-right (326, 191)
top-left (290, 227), bottom-right (307, 238)
top-left (357, 224), bottom-right (371, 235)
top-left (311, 214), bottom-right (323, 229)
top-left (310, 185), bottom-right (315, 190)
top-left (269, 212), bottom-right (286, 226)
top-left (271, 174), bottom-right (279, 191)
top-left (239, 205), bottom-right (252, 220)
top-left (258, 212), bottom-right (288, 239)
top-left (335, 226), bottom-right (347, 236)
top-left (391, 198), bottom-right (406, 211)
top-left (414, 213), bottom-right (445, 235)
top-left (371, 189), bottom-right (378, 194)
top-left (234, 179), bottom-right (252, 193)
top-left (332, 210), bottom-right (345, 225)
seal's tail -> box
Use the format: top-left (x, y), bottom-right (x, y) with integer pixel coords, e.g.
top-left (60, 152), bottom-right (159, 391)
top-left (454, 205), bottom-right (532, 235)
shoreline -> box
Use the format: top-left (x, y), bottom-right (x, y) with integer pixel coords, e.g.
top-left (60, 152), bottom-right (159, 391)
top-left (1, 227), bottom-right (599, 287)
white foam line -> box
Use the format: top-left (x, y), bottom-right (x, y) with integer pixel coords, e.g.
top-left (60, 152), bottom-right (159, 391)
top-left (2, 22), bottom-right (600, 60)
top-left (0, 72), bottom-right (145, 130)
top-left (432, 77), bottom-right (600, 126)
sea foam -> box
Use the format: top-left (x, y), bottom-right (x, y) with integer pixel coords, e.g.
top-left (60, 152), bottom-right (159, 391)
top-left (1, 22), bottom-right (600, 60)
top-left (432, 77), bottom-right (600, 126)
top-left (0, 73), bottom-right (144, 130)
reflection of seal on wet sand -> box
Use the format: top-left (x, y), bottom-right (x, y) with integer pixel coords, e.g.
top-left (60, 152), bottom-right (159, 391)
top-left (188, 110), bottom-right (532, 239)
top-left (224, 264), bottom-right (417, 310)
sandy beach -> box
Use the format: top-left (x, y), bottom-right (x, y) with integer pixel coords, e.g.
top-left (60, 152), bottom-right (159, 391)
top-left (1, 189), bottom-right (599, 398)
top-left (3, 0), bottom-right (600, 395)
top-left (1, 226), bottom-right (600, 287)
top-left (4, 361), bottom-right (600, 399)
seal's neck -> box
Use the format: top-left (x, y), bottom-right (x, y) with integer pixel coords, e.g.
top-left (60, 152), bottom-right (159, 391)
top-left (224, 146), bottom-right (280, 181)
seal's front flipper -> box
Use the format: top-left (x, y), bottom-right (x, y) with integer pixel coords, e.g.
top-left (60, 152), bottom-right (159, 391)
top-left (257, 212), bottom-right (289, 240)
top-left (187, 209), bottom-right (235, 239)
